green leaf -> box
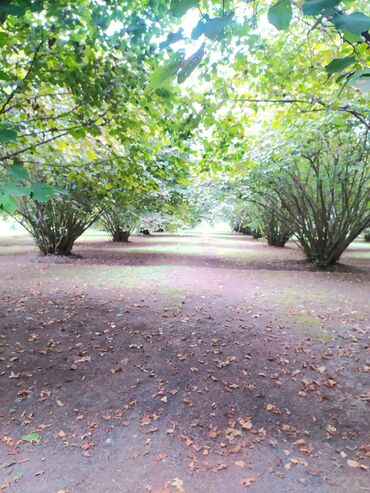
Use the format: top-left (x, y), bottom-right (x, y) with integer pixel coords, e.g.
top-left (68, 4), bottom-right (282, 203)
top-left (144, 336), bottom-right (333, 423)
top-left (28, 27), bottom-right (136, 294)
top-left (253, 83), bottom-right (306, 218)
top-left (0, 124), bottom-right (18, 142)
top-left (348, 69), bottom-right (370, 92)
top-left (159, 29), bottom-right (184, 49)
top-left (325, 56), bottom-right (356, 74)
top-left (191, 15), bottom-right (234, 41)
top-left (342, 31), bottom-right (363, 43)
top-left (21, 432), bottom-right (40, 443)
top-left (8, 161), bottom-right (29, 181)
top-left (145, 52), bottom-right (184, 94)
top-left (69, 128), bottom-right (87, 139)
top-left (232, 23), bottom-right (250, 37)
top-left (31, 182), bottom-right (56, 202)
top-left (302, 0), bottom-right (340, 16)
top-left (268, 0), bottom-right (292, 31)
top-left (0, 69), bottom-right (13, 81)
top-left (335, 70), bottom-right (354, 83)
top-left (0, 183), bottom-right (31, 196)
top-left (0, 193), bottom-right (17, 213)
top-left (191, 19), bottom-right (205, 40)
top-left (178, 43), bottom-right (205, 83)
top-left (170, 0), bottom-right (198, 18)
top-left (0, 32), bottom-right (9, 45)
top-left (332, 12), bottom-right (370, 35)
top-left (1, 461), bottom-right (16, 469)
top-left (0, 0), bottom-right (28, 22)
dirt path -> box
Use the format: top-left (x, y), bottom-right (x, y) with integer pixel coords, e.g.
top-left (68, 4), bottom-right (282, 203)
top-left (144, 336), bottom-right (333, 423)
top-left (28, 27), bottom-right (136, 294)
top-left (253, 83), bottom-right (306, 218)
top-left (0, 233), bottom-right (369, 493)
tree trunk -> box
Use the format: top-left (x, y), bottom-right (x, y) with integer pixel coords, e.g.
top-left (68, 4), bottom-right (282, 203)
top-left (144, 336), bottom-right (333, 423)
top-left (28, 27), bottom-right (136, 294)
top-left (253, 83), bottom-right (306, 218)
top-left (112, 230), bottom-right (130, 242)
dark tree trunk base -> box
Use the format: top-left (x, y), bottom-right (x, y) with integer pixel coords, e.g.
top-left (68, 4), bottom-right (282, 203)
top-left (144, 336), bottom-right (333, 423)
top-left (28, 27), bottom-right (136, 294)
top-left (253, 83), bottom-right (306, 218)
top-left (112, 230), bottom-right (130, 242)
top-left (38, 238), bottom-right (76, 256)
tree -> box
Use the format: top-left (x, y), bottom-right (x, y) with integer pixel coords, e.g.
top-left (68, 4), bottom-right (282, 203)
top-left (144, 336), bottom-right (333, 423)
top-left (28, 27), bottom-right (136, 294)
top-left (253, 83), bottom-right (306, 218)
top-left (0, 0), bottom-right (175, 208)
top-left (230, 201), bottom-right (263, 238)
top-left (15, 187), bottom-right (102, 255)
top-left (146, 0), bottom-right (370, 105)
top-left (253, 118), bottom-right (370, 266)
top-left (258, 201), bottom-right (291, 247)
top-left (101, 208), bottom-right (139, 242)
top-left (1, 0), bottom-right (368, 266)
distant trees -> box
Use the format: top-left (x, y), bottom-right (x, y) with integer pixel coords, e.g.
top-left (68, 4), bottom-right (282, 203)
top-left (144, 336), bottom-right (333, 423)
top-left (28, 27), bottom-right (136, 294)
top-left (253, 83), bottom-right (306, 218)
top-left (244, 118), bottom-right (370, 266)
top-left (101, 208), bottom-right (138, 242)
top-left (231, 198), bottom-right (291, 246)
top-left (231, 203), bottom-right (263, 239)
top-left (260, 206), bottom-right (291, 247)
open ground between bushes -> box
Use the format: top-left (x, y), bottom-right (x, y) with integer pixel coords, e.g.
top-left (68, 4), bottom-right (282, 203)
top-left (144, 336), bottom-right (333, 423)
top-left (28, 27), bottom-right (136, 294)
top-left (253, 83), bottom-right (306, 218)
top-left (0, 233), bottom-right (369, 493)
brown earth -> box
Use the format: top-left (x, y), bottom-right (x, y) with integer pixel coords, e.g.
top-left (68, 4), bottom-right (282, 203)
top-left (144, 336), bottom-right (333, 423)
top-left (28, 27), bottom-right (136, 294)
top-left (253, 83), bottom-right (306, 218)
top-left (0, 232), bottom-right (369, 493)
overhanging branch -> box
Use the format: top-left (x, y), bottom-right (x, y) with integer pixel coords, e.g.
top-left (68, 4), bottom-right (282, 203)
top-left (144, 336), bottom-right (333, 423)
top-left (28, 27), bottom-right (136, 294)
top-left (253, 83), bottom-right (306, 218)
top-left (231, 97), bottom-right (370, 130)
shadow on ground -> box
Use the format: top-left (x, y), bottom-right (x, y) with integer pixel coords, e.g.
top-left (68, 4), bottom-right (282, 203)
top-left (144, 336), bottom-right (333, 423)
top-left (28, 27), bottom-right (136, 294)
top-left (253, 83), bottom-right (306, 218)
top-left (0, 233), bottom-right (369, 493)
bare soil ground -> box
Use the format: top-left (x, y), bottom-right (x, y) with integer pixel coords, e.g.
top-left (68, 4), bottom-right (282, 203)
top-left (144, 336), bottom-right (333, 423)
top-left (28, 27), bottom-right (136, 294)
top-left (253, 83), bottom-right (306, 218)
top-left (0, 232), bottom-right (369, 493)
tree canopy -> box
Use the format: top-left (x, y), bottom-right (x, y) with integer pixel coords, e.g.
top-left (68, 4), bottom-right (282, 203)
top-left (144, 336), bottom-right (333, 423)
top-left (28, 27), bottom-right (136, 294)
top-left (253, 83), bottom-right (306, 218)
top-left (0, 0), bottom-right (369, 263)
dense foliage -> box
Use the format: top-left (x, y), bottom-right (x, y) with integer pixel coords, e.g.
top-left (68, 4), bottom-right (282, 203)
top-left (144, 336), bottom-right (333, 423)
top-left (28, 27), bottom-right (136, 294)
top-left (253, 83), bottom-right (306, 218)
top-left (0, 1), bottom-right (369, 264)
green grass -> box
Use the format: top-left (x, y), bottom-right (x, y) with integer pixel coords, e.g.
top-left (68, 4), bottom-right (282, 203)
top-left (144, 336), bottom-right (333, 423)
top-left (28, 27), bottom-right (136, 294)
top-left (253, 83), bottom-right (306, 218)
top-left (87, 243), bottom-right (265, 261)
top-left (309, 330), bottom-right (332, 342)
top-left (269, 287), bottom-right (339, 306)
top-left (46, 264), bottom-right (179, 288)
top-left (350, 310), bottom-right (369, 317)
top-left (346, 241), bottom-right (370, 250)
top-left (109, 244), bottom-right (206, 256)
top-left (294, 315), bottom-right (332, 342)
top-left (218, 247), bottom-right (268, 264)
top-left (294, 315), bottom-right (320, 328)
top-left (0, 244), bottom-right (37, 255)
top-left (344, 250), bottom-right (370, 259)
top-left (77, 230), bottom-right (110, 242)
top-left (161, 286), bottom-right (189, 311)
top-left (50, 265), bottom-right (190, 309)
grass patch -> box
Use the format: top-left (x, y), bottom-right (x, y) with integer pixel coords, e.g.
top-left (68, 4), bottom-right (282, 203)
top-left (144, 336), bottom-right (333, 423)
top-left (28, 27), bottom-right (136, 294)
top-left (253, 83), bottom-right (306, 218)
top-left (309, 330), bottom-right (332, 342)
top-left (0, 244), bottom-right (36, 255)
top-left (271, 287), bottom-right (338, 305)
top-left (47, 264), bottom-right (190, 306)
top-left (161, 286), bottom-right (189, 311)
top-left (294, 315), bottom-right (320, 328)
top-left (77, 232), bottom-right (110, 243)
top-left (346, 241), bottom-right (370, 250)
top-left (112, 244), bottom-right (206, 256)
top-left (344, 250), bottom-right (370, 259)
top-left (46, 265), bottom-right (178, 289)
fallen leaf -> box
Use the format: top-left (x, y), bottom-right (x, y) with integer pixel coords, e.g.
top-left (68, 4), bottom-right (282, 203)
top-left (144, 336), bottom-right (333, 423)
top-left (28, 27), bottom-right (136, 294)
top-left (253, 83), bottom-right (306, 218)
top-left (239, 417), bottom-right (253, 430)
top-left (74, 356), bottom-right (91, 364)
top-left (154, 452), bottom-right (167, 462)
top-left (21, 432), bottom-right (40, 443)
top-left (240, 477), bottom-right (256, 486)
top-left (171, 478), bottom-right (185, 493)
top-left (9, 371), bottom-right (21, 379)
top-left (347, 459), bottom-right (369, 471)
